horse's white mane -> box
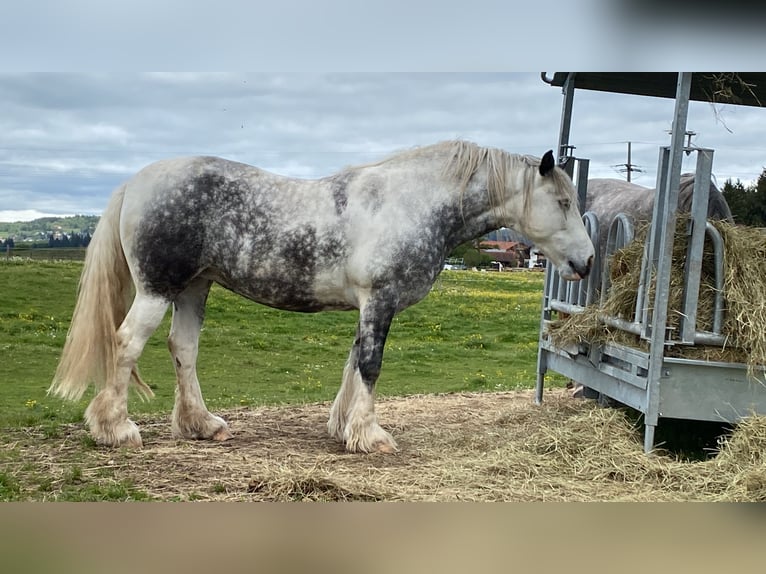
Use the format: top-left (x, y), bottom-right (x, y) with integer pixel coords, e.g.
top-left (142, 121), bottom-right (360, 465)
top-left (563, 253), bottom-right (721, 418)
top-left (347, 140), bottom-right (574, 224)
top-left (440, 140), bottom-right (574, 222)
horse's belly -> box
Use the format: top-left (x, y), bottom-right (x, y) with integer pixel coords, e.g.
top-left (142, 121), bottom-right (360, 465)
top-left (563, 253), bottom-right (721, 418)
top-left (211, 268), bottom-right (356, 313)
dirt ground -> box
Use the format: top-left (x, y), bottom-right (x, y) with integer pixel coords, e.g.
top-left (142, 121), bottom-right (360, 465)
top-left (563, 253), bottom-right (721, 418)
top-left (6, 388), bottom-right (766, 501)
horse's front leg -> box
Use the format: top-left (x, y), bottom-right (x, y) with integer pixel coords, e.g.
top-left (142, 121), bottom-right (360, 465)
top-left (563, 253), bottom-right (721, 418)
top-left (328, 292), bottom-right (398, 454)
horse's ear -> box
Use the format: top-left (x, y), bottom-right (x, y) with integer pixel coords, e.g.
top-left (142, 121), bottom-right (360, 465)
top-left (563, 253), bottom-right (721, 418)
top-left (539, 150), bottom-right (555, 176)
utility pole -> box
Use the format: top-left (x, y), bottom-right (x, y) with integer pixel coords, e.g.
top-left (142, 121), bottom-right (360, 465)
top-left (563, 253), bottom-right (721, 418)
top-left (666, 129), bottom-right (697, 155)
top-left (613, 141), bottom-right (643, 182)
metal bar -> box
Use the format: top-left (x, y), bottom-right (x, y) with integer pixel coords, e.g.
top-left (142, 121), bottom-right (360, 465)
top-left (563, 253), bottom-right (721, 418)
top-left (544, 350), bottom-right (648, 411)
top-left (693, 331), bottom-right (728, 346)
top-left (561, 273), bottom-right (567, 303)
top-left (581, 211), bottom-right (600, 306)
top-left (550, 301), bottom-right (586, 315)
top-left (599, 316), bottom-right (726, 345)
top-left (641, 146), bottom-right (671, 337)
top-left (635, 240), bottom-right (651, 328)
top-left (557, 73), bottom-right (577, 165)
top-left (575, 157), bottom-right (589, 216)
top-left (644, 425), bottom-right (657, 453)
top-left (600, 213), bottom-right (634, 300)
top-left (643, 72), bottom-right (693, 452)
top-left (705, 222), bottom-right (726, 334)
top-left (600, 315), bottom-right (643, 336)
top-left (679, 149), bottom-right (714, 343)
top-left (536, 261), bottom-right (556, 404)
top-left (539, 73), bottom-right (578, 406)
top-left (600, 342), bottom-right (650, 369)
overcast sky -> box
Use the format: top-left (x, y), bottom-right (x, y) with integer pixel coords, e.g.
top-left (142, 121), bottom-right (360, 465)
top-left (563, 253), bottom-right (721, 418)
top-left (2, 72), bottom-right (765, 222)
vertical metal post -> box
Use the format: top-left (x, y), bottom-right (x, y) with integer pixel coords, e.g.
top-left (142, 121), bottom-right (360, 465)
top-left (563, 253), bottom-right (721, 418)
top-left (679, 149), bottom-right (714, 343)
top-left (642, 72), bottom-right (693, 453)
top-left (575, 158), bottom-right (590, 218)
top-left (538, 72), bottom-right (577, 405)
top-left (535, 265), bottom-right (554, 405)
top-left (557, 73), bottom-right (577, 166)
top-left (640, 146), bottom-right (670, 338)
top-left (573, 158), bottom-right (591, 305)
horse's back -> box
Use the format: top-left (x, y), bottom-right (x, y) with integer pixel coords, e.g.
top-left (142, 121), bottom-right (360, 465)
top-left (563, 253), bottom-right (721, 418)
top-left (116, 156), bottom-right (360, 309)
top-left (586, 178), bottom-right (653, 222)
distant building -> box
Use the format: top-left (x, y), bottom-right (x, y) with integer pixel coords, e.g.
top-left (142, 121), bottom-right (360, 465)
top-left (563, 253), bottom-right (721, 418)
top-left (479, 241), bottom-right (530, 269)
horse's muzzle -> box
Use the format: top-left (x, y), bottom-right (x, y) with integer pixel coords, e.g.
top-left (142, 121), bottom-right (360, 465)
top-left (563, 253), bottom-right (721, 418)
top-left (568, 255), bottom-right (593, 280)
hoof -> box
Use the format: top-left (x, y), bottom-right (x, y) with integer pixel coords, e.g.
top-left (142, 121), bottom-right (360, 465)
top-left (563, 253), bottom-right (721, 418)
top-left (343, 423), bottom-right (398, 454)
top-left (212, 427), bottom-right (234, 441)
top-left (344, 439), bottom-right (398, 454)
top-left (172, 411), bottom-right (232, 442)
top-left (85, 391), bottom-right (143, 448)
top-left (113, 434), bottom-right (144, 449)
top-left (373, 441), bottom-right (397, 454)
top-left (90, 419), bottom-right (143, 449)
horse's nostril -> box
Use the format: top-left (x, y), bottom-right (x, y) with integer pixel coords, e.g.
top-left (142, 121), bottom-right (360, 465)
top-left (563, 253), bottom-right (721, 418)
top-left (569, 258), bottom-right (591, 279)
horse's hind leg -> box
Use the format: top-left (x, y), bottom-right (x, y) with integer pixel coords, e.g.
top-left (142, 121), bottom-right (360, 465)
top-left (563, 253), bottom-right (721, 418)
top-left (328, 291), bottom-right (398, 453)
top-left (169, 278), bottom-right (232, 442)
top-left (84, 293), bottom-right (169, 447)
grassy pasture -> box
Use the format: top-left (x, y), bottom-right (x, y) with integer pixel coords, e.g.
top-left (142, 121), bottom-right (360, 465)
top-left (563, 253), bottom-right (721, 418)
top-left (5, 259), bottom-right (765, 502)
top-left (0, 258), bottom-right (559, 433)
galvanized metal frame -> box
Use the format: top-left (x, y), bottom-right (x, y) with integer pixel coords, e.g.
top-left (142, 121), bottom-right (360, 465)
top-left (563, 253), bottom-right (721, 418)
top-left (536, 72), bottom-right (766, 452)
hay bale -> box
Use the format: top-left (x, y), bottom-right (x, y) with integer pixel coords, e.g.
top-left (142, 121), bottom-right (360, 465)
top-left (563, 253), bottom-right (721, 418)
top-left (548, 218), bottom-right (766, 375)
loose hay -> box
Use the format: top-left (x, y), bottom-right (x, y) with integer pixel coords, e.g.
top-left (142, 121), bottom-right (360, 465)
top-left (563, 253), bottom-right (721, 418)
top-left (548, 219), bottom-right (766, 377)
top-left (3, 390), bottom-right (766, 501)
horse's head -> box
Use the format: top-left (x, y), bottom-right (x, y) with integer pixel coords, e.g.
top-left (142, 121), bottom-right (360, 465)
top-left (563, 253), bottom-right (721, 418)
top-left (517, 151), bottom-right (594, 281)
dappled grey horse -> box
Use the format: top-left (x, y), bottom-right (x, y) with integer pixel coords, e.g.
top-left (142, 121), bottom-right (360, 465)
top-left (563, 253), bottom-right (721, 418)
top-left (586, 173), bottom-right (733, 254)
top-left (50, 140), bottom-right (594, 453)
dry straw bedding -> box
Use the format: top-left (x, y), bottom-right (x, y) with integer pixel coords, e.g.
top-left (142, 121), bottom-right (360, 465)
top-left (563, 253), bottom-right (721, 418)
top-left (5, 389), bottom-right (766, 501)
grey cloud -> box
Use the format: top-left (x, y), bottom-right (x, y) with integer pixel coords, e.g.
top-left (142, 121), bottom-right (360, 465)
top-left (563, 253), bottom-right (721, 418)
top-left (1, 72), bottom-right (765, 221)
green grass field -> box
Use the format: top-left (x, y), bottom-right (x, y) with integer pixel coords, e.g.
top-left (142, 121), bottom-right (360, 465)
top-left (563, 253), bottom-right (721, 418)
top-left (0, 258), bottom-right (561, 433)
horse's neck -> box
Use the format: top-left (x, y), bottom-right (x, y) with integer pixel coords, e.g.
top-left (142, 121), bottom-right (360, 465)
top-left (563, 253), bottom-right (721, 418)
top-left (442, 165), bottom-right (515, 248)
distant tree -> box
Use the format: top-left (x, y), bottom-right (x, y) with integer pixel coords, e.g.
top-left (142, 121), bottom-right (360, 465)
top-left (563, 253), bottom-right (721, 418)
top-left (462, 248), bottom-right (483, 268)
top-left (449, 239), bottom-right (499, 268)
top-left (753, 170), bottom-right (766, 226)
top-left (722, 179), bottom-right (749, 223)
top-left (723, 171), bottom-right (766, 227)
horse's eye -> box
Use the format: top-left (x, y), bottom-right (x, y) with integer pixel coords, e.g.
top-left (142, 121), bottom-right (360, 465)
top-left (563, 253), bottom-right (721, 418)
top-left (558, 199), bottom-right (571, 211)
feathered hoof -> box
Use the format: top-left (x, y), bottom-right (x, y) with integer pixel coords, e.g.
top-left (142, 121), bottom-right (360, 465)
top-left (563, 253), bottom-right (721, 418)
top-left (327, 406), bottom-right (345, 443)
top-left (172, 412), bottom-right (232, 442)
top-left (84, 391), bottom-right (143, 448)
top-left (212, 426), bottom-right (234, 441)
top-left (90, 418), bottom-right (144, 449)
top-left (343, 422), bottom-right (398, 454)
top-left (371, 440), bottom-right (397, 454)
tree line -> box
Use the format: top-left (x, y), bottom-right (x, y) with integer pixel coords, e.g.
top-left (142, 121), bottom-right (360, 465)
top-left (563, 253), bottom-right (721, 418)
top-left (722, 168), bottom-right (766, 227)
top-left (46, 232), bottom-right (92, 248)
top-left (1, 232), bottom-right (92, 250)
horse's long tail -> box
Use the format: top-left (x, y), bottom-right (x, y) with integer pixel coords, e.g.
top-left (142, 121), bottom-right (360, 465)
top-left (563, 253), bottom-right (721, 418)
top-left (49, 185), bottom-right (154, 401)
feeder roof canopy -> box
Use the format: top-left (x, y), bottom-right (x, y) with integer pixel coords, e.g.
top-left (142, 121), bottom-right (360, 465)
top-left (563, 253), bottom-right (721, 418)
top-left (543, 73), bottom-right (766, 108)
